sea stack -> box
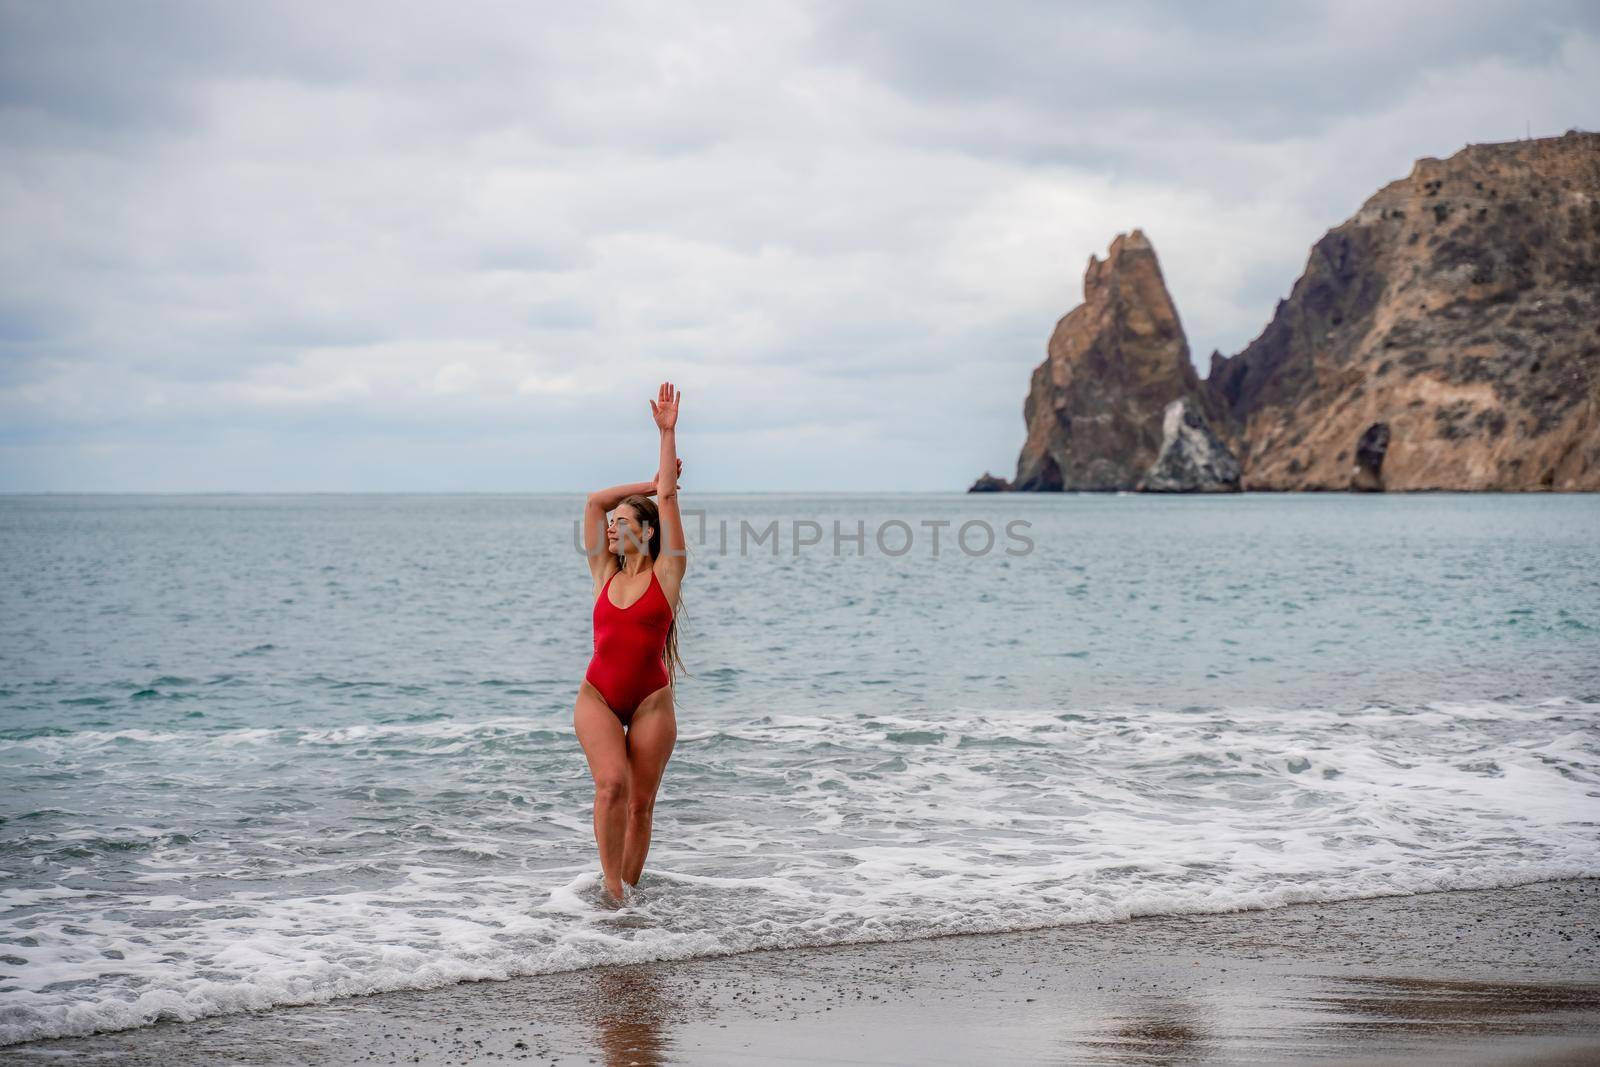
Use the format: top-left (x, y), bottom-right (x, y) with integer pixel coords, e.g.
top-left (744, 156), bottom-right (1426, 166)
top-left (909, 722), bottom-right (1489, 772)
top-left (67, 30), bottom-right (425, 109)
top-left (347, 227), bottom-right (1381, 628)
top-left (1008, 230), bottom-right (1237, 491)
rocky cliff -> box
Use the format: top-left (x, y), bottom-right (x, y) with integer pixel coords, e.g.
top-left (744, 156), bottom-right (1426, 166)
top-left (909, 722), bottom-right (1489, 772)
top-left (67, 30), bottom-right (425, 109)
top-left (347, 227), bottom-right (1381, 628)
top-left (1207, 131), bottom-right (1600, 490)
top-left (975, 131), bottom-right (1600, 493)
top-left (1004, 230), bottom-right (1234, 491)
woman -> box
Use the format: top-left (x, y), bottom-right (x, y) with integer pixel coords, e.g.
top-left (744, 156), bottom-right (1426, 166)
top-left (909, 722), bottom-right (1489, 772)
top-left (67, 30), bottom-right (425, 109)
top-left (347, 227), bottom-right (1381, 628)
top-left (576, 381), bottom-right (687, 903)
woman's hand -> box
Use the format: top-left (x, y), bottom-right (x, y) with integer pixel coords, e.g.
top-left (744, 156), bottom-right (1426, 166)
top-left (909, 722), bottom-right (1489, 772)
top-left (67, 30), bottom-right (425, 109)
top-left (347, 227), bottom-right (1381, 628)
top-left (649, 381), bottom-right (681, 433)
top-left (652, 458), bottom-right (683, 494)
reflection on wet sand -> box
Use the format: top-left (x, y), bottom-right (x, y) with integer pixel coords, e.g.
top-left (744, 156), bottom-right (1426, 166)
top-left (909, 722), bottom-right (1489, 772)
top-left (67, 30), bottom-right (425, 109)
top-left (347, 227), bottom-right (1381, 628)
top-left (1303, 974), bottom-right (1600, 1037)
top-left (1049, 975), bottom-right (1600, 1065)
top-left (576, 965), bottom-right (676, 1067)
top-left (1076, 996), bottom-right (1220, 1065)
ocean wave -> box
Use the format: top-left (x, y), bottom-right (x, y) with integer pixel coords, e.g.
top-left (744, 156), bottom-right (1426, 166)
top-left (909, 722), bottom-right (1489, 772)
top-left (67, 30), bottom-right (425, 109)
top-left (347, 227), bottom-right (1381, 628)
top-left (3, 696), bottom-right (1597, 1047)
top-left (3, 866), bottom-right (1596, 1047)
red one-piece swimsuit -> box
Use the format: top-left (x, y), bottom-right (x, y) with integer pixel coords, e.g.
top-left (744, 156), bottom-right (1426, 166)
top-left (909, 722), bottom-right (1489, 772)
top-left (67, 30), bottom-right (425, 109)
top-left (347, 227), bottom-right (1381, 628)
top-left (585, 568), bottom-right (673, 722)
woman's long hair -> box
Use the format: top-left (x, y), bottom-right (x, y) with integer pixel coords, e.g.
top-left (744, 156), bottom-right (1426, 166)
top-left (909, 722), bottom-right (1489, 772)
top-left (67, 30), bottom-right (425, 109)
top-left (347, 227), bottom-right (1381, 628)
top-left (617, 494), bottom-right (687, 690)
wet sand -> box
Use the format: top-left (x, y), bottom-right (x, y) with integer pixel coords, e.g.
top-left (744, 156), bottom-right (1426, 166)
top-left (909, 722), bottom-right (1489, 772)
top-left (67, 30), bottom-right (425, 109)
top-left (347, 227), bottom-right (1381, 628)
top-left (9, 879), bottom-right (1599, 1065)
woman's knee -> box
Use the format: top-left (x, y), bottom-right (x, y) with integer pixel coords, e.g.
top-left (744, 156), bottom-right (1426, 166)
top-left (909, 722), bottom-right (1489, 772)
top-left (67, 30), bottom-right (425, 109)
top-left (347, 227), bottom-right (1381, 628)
top-left (626, 792), bottom-right (656, 822)
top-left (593, 772), bottom-right (628, 805)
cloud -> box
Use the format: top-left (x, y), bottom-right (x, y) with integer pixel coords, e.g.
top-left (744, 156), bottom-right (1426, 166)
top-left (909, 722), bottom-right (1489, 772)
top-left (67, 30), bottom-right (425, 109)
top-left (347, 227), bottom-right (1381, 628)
top-left (1, 0), bottom-right (1596, 490)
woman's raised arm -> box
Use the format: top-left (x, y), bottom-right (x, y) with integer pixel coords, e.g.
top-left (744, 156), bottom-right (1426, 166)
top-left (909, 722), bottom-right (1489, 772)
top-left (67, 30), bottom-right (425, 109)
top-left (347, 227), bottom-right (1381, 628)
top-left (649, 382), bottom-right (687, 584)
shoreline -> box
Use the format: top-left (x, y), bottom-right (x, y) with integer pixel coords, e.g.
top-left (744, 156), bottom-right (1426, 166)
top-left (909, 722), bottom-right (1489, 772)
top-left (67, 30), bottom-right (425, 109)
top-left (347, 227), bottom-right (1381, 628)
top-left (9, 878), bottom-right (1598, 1065)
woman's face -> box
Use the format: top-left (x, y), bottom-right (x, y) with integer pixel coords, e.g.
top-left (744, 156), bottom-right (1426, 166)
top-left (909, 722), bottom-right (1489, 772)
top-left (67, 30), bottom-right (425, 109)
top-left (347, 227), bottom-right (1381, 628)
top-left (607, 505), bottom-right (650, 556)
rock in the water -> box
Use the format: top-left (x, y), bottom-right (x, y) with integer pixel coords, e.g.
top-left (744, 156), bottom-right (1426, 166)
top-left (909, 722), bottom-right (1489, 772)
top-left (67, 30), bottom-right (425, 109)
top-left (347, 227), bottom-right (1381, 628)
top-left (967, 472), bottom-right (1013, 493)
top-left (1137, 399), bottom-right (1242, 492)
top-left (1010, 230), bottom-right (1225, 491)
top-left (1351, 422), bottom-right (1391, 491)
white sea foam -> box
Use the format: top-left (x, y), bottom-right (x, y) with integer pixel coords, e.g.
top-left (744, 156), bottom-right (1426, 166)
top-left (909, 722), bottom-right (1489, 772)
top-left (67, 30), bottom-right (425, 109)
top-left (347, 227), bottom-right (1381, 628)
top-left (3, 697), bottom-right (1598, 1046)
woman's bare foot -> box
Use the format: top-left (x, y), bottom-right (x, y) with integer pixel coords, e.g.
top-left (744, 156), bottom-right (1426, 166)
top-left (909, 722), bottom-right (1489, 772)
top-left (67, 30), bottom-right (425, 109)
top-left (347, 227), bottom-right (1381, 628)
top-left (602, 878), bottom-right (626, 906)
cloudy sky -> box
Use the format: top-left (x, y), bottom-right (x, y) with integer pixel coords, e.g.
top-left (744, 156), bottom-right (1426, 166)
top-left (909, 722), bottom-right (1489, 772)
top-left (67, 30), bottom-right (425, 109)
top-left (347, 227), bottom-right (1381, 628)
top-left (2, 1), bottom-right (1595, 492)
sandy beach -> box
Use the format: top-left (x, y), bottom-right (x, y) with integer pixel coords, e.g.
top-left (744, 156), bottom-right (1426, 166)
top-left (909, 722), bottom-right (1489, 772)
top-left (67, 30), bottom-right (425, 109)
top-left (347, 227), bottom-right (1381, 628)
top-left (7, 878), bottom-right (1596, 1066)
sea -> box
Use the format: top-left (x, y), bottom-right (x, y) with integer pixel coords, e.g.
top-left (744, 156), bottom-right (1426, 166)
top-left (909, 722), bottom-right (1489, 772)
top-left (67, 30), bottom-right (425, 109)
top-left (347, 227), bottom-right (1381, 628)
top-left (2, 492), bottom-right (1597, 1045)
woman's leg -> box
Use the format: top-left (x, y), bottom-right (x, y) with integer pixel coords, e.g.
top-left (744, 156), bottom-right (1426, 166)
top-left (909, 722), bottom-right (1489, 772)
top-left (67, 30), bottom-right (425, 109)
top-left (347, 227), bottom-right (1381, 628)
top-left (574, 681), bottom-right (630, 900)
top-left (621, 687), bottom-right (677, 887)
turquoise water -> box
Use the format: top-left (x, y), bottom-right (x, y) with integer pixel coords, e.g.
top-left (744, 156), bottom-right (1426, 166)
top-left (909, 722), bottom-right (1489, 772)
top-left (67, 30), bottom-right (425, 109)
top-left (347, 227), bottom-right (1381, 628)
top-left (2, 492), bottom-right (1598, 1044)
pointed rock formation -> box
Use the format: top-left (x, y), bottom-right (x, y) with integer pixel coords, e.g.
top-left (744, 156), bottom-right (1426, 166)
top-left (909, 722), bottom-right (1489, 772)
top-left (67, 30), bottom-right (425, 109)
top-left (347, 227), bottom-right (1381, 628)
top-left (1010, 230), bottom-right (1236, 491)
top-left (1207, 130), bottom-right (1600, 490)
top-left (1137, 398), bottom-right (1243, 492)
